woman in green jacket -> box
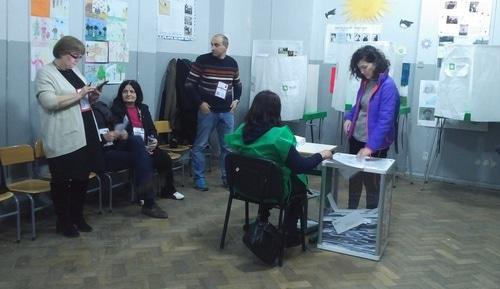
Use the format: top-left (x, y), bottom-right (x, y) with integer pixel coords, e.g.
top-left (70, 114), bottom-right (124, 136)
top-left (225, 90), bottom-right (332, 246)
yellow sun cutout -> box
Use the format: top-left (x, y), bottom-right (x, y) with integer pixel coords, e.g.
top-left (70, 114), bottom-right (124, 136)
top-left (343, 0), bottom-right (388, 22)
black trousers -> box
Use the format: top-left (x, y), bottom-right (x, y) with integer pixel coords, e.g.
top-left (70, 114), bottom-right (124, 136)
top-left (150, 148), bottom-right (177, 195)
top-left (259, 175), bottom-right (306, 234)
top-left (348, 137), bottom-right (388, 209)
top-left (47, 147), bottom-right (90, 227)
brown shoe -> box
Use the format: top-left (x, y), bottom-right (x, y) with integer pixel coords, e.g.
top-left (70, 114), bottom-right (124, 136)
top-left (141, 203), bottom-right (168, 219)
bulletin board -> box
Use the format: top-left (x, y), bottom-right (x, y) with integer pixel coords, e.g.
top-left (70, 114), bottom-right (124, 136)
top-left (157, 0), bottom-right (196, 41)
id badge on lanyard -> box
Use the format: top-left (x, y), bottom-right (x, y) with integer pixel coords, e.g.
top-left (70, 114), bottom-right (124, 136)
top-left (215, 81), bottom-right (228, 99)
top-left (133, 127), bottom-right (145, 141)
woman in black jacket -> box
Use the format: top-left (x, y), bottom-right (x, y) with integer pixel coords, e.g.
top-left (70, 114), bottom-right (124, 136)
top-left (111, 80), bottom-right (185, 206)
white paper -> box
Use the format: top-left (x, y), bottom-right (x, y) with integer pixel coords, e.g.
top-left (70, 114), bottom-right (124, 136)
top-left (331, 211), bottom-right (367, 234)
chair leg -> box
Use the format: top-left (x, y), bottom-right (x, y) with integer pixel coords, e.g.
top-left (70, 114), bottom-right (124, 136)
top-left (300, 196), bottom-right (308, 251)
top-left (14, 195), bottom-right (21, 243)
top-left (220, 195), bottom-right (234, 249)
top-left (26, 194), bottom-right (36, 240)
top-left (278, 208), bottom-right (285, 267)
top-left (105, 173), bottom-right (113, 213)
top-left (96, 175), bottom-right (103, 214)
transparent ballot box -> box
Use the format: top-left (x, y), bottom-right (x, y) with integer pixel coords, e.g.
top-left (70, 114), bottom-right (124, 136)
top-left (317, 153), bottom-right (395, 261)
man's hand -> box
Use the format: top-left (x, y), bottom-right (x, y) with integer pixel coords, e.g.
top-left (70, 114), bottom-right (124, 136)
top-left (230, 99), bottom-right (239, 113)
top-left (199, 102), bottom-right (211, 113)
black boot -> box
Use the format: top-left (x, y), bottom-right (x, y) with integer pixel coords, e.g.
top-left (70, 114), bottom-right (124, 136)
top-left (51, 181), bottom-right (79, 238)
top-left (70, 179), bottom-right (93, 232)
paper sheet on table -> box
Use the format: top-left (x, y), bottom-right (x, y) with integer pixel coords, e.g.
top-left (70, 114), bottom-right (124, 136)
top-left (331, 153), bottom-right (364, 178)
top-left (331, 210), bottom-right (369, 234)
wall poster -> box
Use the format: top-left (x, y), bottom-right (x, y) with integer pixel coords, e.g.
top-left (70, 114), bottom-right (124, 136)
top-left (157, 0), bottom-right (196, 41)
top-left (84, 0), bottom-right (129, 84)
top-left (30, 0), bottom-right (70, 81)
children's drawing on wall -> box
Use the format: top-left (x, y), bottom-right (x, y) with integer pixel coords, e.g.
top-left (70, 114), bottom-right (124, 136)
top-left (85, 18), bottom-right (107, 41)
top-left (418, 80), bottom-right (438, 127)
top-left (108, 0), bottom-right (128, 19)
top-left (106, 17), bottom-right (127, 42)
top-left (51, 0), bottom-right (70, 19)
top-left (85, 0), bottom-right (108, 20)
top-left (85, 41), bottom-right (109, 63)
top-left (343, 0), bottom-right (388, 22)
top-left (30, 0), bottom-right (70, 81)
top-left (109, 41), bottom-right (128, 62)
top-left (105, 63), bottom-right (127, 84)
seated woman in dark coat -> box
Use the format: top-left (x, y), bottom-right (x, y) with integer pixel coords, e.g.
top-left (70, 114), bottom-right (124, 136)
top-left (225, 90), bottom-right (333, 246)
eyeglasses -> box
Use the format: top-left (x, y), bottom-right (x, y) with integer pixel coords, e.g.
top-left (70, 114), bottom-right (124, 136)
top-left (69, 53), bottom-right (83, 59)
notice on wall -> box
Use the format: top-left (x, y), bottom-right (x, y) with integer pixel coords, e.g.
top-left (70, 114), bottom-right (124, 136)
top-left (418, 80), bottom-right (439, 127)
top-left (84, 0), bottom-right (129, 84)
top-left (30, 0), bottom-right (70, 81)
top-left (437, 0), bottom-right (492, 59)
top-left (324, 24), bottom-right (381, 63)
top-left (158, 0), bottom-right (196, 41)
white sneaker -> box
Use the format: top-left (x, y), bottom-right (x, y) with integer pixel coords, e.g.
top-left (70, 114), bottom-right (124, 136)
top-left (171, 191), bottom-right (185, 200)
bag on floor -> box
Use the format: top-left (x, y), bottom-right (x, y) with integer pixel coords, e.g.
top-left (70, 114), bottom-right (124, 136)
top-left (242, 220), bottom-right (282, 265)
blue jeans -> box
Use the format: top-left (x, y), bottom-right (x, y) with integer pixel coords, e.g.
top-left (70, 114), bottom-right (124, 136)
top-left (191, 111), bottom-right (234, 181)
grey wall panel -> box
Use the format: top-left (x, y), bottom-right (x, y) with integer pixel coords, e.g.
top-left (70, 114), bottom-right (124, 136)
top-left (0, 40), bottom-right (6, 146)
top-left (6, 41), bottom-right (31, 145)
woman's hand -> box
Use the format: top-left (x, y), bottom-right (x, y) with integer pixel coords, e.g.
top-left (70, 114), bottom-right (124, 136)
top-left (88, 88), bottom-right (101, 103)
top-left (357, 147), bottom-right (373, 157)
top-left (103, 131), bottom-right (117, 142)
top-left (319, 149), bottom-right (333, 160)
top-left (343, 120), bottom-right (352, 134)
top-left (146, 137), bottom-right (158, 154)
top-left (78, 85), bottom-right (96, 100)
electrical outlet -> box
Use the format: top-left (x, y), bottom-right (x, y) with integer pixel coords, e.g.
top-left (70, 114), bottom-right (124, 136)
top-left (422, 151), bottom-right (429, 160)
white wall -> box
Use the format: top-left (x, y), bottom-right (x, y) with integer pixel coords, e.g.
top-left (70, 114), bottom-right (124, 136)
top-left (223, 1), bottom-right (253, 56)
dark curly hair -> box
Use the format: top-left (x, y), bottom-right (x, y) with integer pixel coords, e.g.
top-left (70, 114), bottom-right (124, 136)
top-left (349, 45), bottom-right (390, 80)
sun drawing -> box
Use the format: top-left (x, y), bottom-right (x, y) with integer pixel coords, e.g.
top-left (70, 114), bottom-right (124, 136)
top-left (343, 0), bottom-right (388, 22)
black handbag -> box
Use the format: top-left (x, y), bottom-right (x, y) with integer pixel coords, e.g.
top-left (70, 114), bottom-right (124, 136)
top-left (242, 220), bottom-right (283, 265)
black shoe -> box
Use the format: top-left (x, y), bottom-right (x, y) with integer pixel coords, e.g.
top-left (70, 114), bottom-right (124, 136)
top-left (141, 203), bottom-right (168, 219)
top-left (74, 220), bottom-right (93, 232)
top-left (56, 222), bottom-right (80, 238)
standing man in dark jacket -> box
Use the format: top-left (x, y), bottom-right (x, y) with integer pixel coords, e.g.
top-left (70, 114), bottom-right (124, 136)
top-left (185, 34), bottom-right (242, 191)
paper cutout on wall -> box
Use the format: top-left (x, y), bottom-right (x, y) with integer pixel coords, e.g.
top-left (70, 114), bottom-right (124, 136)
top-left (51, 0), bottom-right (70, 19)
top-left (343, 0), bottom-right (388, 22)
top-left (31, 0), bottom-right (50, 17)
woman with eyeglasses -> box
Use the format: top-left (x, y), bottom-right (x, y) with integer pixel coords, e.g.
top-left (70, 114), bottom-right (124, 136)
top-left (35, 35), bottom-right (104, 238)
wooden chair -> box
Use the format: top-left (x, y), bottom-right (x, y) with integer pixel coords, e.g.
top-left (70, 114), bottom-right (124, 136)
top-left (0, 191), bottom-right (21, 242)
top-left (154, 120), bottom-right (189, 186)
top-left (34, 139), bottom-right (103, 214)
top-left (0, 144), bottom-right (51, 240)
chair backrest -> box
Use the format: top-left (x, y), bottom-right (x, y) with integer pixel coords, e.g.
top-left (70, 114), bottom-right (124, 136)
top-left (34, 139), bottom-right (45, 159)
top-left (154, 120), bottom-right (172, 134)
top-left (225, 153), bottom-right (284, 204)
top-left (0, 145), bottom-right (35, 166)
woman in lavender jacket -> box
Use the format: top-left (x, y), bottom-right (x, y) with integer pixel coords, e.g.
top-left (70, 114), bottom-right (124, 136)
top-left (343, 45), bottom-right (400, 209)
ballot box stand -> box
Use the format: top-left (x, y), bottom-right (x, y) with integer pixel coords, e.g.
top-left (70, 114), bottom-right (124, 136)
top-left (317, 153), bottom-right (395, 261)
